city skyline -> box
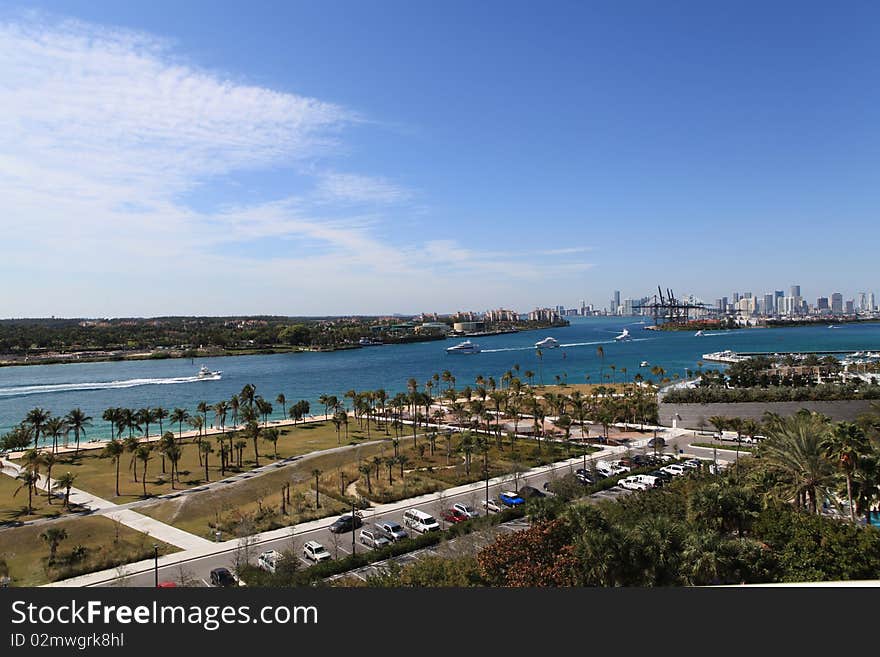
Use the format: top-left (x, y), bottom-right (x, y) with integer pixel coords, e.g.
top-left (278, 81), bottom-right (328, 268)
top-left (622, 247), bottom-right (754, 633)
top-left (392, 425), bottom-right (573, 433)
top-left (2, 2), bottom-right (879, 316)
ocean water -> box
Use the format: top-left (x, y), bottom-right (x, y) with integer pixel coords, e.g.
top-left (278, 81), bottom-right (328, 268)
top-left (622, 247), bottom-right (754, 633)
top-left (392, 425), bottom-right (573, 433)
top-left (1, 317), bottom-right (878, 441)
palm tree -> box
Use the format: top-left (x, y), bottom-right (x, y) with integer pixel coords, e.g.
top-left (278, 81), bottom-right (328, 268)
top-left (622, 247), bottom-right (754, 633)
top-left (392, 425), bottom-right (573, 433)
top-left (331, 412), bottom-right (343, 444)
top-left (276, 393), bottom-right (287, 419)
top-left (240, 383), bottom-right (256, 409)
top-left (43, 417), bottom-right (66, 454)
top-left (157, 431), bottom-right (175, 474)
top-left (234, 439), bottom-right (247, 469)
top-left (459, 432), bottom-right (475, 475)
top-left (760, 411), bottom-right (835, 514)
top-left (41, 451), bottom-right (57, 501)
top-left (229, 395), bottom-right (240, 428)
top-left (708, 415), bottom-right (728, 440)
top-left (136, 408), bottom-right (153, 443)
top-left (40, 527), bottom-right (67, 564)
top-left (53, 472), bottom-right (77, 510)
top-left (312, 468), bottom-right (323, 507)
top-left (246, 421), bottom-right (262, 467)
top-left (102, 407), bottom-right (121, 440)
top-left (189, 415), bottom-right (205, 465)
top-left (13, 471), bottom-right (38, 514)
top-left (65, 408), bottom-right (92, 456)
top-left (170, 408), bottom-right (190, 441)
top-left (263, 427), bottom-right (279, 459)
top-left (102, 439), bottom-right (124, 496)
top-left (135, 445), bottom-right (152, 497)
top-left (822, 422), bottom-right (871, 521)
top-left (25, 407), bottom-right (51, 448)
top-left (358, 463), bottom-right (373, 495)
top-left (200, 442), bottom-right (213, 482)
top-left (153, 407), bottom-right (169, 440)
top-left (165, 443), bottom-right (182, 489)
top-left (384, 457), bottom-right (395, 485)
top-left (119, 408), bottom-right (140, 440)
top-left (124, 435), bottom-right (141, 482)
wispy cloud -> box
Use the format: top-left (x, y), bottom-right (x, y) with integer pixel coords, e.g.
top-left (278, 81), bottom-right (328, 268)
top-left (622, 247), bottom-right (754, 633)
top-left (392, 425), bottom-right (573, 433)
top-left (0, 14), bottom-right (597, 316)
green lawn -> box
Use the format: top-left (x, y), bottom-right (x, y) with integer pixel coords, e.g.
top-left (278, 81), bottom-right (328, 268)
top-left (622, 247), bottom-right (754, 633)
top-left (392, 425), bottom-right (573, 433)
top-left (0, 472), bottom-right (83, 523)
top-left (11, 421), bottom-right (374, 504)
top-left (0, 517), bottom-right (178, 587)
top-left (138, 430), bottom-right (595, 539)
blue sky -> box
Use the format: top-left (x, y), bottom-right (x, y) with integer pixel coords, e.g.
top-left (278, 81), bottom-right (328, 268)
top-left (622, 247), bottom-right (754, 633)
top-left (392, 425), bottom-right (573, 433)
top-left (1, 1), bottom-right (878, 316)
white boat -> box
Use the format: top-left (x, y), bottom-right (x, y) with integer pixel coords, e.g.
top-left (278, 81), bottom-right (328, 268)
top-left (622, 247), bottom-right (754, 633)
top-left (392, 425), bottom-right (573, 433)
top-left (197, 365), bottom-right (222, 379)
top-left (358, 337), bottom-right (383, 346)
top-left (640, 361), bottom-right (649, 367)
top-left (694, 330), bottom-right (705, 337)
top-left (614, 328), bottom-right (632, 341)
top-left (446, 340), bottom-right (480, 354)
top-left (534, 337), bottom-right (560, 349)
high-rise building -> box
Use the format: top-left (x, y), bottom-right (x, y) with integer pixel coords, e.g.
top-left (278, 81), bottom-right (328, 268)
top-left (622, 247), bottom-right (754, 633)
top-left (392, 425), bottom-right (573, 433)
top-left (858, 292), bottom-right (867, 311)
top-left (816, 297), bottom-right (829, 312)
top-left (763, 293), bottom-right (775, 315)
top-left (790, 285), bottom-right (801, 298)
top-left (869, 292), bottom-right (876, 312)
top-left (732, 292), bottom-right (740, 304)
top-left (831, 293), bottom-right (843, 314)
top-left (846, 299), bottom-right (855, 314)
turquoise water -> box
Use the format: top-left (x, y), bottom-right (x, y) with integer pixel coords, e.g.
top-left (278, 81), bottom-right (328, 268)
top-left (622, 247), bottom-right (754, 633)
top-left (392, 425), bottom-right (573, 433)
top-left (1, 317), bottom-right (879, 441)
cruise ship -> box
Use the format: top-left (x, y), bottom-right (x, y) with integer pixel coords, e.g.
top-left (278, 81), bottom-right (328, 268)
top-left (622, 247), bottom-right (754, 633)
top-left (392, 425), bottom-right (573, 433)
top-left (446, 340), bottom-right (481, 354)
top-left (534, 337), bottom-right (560, 349)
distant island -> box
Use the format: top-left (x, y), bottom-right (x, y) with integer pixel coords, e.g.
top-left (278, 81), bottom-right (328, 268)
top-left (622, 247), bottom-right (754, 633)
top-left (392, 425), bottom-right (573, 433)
top-left (0, 315), bottom-right (569, 367)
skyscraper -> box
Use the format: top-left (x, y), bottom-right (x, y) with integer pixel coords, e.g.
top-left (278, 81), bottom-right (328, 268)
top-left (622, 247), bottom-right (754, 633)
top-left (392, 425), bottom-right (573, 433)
top-left (858, 292), bottom-right (867, 311)
top-left (870, 292), bottom-right (876, 312)
top-left (831, 293), bottom-right (843, 314)
top-left (763, 293), bottom-right (775, 315)
top-left (816, 297), bottom-right (829, 311)
top-left (790, 285), bottom-right (801, 298)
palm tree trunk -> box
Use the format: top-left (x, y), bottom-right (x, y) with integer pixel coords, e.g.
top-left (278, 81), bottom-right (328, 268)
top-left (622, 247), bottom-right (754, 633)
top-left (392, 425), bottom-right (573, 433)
top-left (846, 474), bottom-right (855, 521)
top-left (115, 460), bottom-right (120, 497)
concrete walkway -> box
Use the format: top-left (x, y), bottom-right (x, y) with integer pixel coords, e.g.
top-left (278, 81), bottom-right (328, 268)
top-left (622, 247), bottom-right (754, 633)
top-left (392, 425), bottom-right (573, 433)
top-left (0, 457), bottom-right (212, 551)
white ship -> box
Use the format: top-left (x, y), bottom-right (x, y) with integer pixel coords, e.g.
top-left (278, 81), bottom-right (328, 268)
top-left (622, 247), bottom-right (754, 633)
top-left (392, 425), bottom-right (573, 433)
top-left (614, 328), bottom-right (632, 341)
top-left (446, 340), bottom-right (481, 354)
top-left (197, 365), bottom-right (222, 379)
top-left (534, 337), bottom-right (560, 349)
top-left (694, 330), bottom-right (705, 337)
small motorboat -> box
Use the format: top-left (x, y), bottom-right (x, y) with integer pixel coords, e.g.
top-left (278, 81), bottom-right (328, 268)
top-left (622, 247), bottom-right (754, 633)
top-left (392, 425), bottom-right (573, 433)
top-left (640, 361), bottom-right (649, 367)
top-left (614, 328), bottom-right (632, 341)
top-left (534, 337), bottom-right (560, 349)
top-left (197, 365), bottom-right (222, 379)
top-left (694, 330), bottom-right (705, 337)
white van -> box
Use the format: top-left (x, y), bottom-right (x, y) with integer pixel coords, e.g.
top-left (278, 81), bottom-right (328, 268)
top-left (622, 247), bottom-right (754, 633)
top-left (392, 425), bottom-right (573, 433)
top-left (634, 474), bottom-right (663, 488)
top-left (402, 508), bottom-right (440, 534)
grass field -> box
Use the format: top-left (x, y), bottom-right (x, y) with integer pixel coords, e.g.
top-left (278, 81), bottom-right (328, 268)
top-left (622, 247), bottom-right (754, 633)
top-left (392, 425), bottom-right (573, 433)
top-left (139, 430), bottom-right (595, 539)
top-left (8, 421), bottom-right (375, 504)
top-left (0, 472), bottom-right (84, 523)
top-left (0, 517), bottom-right (178, 587)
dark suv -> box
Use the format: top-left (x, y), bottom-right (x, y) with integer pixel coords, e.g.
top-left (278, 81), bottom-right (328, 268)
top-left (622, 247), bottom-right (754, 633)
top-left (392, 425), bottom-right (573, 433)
top-left (329, 513), bottom-right (363, 533)
top-left (210, 567), bottom-right (237, 587)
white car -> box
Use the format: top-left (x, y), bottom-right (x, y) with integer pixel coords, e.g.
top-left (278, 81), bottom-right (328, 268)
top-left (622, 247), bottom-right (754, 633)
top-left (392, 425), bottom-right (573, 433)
top-left (660, 464), bottom-right (687, 477)
top-left (453, 503), bottom-right (480, 519)
top-left (257, 550), bottom-right (284, 573)
top-left (481, 499), bottom-right (503, 513)
top-left (618, 476), bottom-right (650, 491)
top-left (302, 541), bottom-right (332, 563)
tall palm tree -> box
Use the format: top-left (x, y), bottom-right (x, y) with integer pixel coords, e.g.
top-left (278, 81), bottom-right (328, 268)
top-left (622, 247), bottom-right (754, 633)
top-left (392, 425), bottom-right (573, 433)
top-left (170, 408), bottom-right (190, 441)
top-left (213, 401), bottom-right (229, 439)
top-left (102, 439), bottom-right (125, 496)
top-left (276, 393), bottom-right (287, 420)
top-left (229, 395), bottom-right (240, 428)
top-left (53, 472), bottom-right (77, 510)
top-left (312, 468), bottom-right (322, 507)
top-left (124, 435), bottom-right (141, 483)
top-left (119, 408), bottom-right (140, 440)
top-left (246, 421), bottom-right (262, 467)
top-left (135, 445), bottom-right (152, 497)
top-left (240, 383), bottom-right (256, 409)
top-left (41, 451), bottom-right (57, 501)
top-left (43, 417), bottom-right (66, 454)
top-left (263, 427), bottom-right (279, 459)
top-left (153, 407), bottom-right (169, 440)
top-left (165, 443), bottom-right (182, 489)
top-left (200, 442), bottom-right (213, 482)
top-left (25, 408), bottom-right (51, 449)
top-left (234, 439), bottom-right (247, 469)
top-left (358, 463), bottom-right (373, 495)
top-left (65, 408), bottom-right (92, 456)
top-left (189, 415), bottom-right (205, 464)
top-left (135, 408), bottom-right (153, 443)
top-left (14, 470), bottom-right (38, 514)
top-left (459, 432), bottom-right (475, 475)
top-left (102, 407), bottom-right (121, 440)
top-left (822, 421), bottom-right (871, 521)
top-left (760, 411), bottom-right (835, 514)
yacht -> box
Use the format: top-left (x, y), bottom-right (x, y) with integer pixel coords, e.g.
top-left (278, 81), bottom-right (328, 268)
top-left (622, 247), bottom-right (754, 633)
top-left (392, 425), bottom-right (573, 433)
top-left (534, 337), bottom-right (560, 349)
top-left (446, 340), bottom-right (481, 354)
top-left (640, 361), bottom-right (650, 367)
top-left (197, 365), bottom-right (222, 379)
top-left (614, 328), bottom-right (632, 341)
top-left (694, 330), bottom-right (705, 337)
top-left (358, 337), bottom-right (383, 346)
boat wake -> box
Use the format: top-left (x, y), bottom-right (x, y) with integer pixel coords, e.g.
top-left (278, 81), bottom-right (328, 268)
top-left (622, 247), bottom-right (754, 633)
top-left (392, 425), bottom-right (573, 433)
top-left (0, 375), bottom-right (219, 398)
top-left (480, 338), bottom-right (652, 353)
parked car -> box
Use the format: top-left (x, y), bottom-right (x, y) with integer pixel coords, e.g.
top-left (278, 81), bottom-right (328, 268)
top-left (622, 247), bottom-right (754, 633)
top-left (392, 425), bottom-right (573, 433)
top-left (403, 508), bottom-right (440, 533)
top-left (209, 567), bottom-right (238, 587)
top-left (499, 490), bottom-right (525, 507)
top-left (518, 485), bottom-right (545, 499)
top-left (618, 476), bottom-right (650, 491)
top-left (359, 528), bottom-right (391, 549)
top-left (647, 437), bottom-right (667, 448)
top-left (257, 550), bottom-right (284, 573)
top-left (302, 541), bottom-right (332, 563)
top-left (634, 474), bottom-right (663, 488)
top-left (660, 464), bottom-right (687, 477)
top-left (481, 498), bottom-right (503, 513)
top-left (452, 503), bottom-right (480, 519)
top-left (679, 460), bottom-right (700, 470)
top-left (156, 581), bottom-right (177, 588)
top-left (648, 469), bottom-right (673, 482)
top-left (329, 512), bottom-right (363, 533)
top-left (375, 520), bottom-right (408, 542)
top-left (575, 469), bottom-right (595, 485)
top-left (441, 508), bottom-right (469, 524)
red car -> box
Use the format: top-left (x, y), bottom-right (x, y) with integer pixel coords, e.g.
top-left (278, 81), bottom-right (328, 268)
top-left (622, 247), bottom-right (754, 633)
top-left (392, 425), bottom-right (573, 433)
top-left (441, 508), bottom-right (469, 524)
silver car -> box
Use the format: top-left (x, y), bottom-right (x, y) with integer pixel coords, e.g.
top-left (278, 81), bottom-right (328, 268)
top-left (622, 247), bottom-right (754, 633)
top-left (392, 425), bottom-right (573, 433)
top-left (359, 528), bottom-right (391, 549)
